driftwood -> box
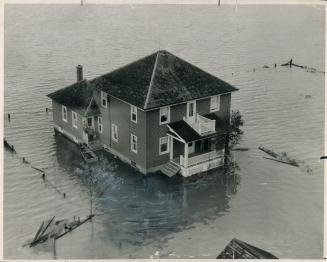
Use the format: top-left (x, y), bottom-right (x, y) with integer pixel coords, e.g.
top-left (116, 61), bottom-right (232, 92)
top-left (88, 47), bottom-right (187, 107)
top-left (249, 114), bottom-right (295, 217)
top-left (232, 148), bottom-right (249, 151)
top-left (27, 215), bottom-right (95, 248)
top-left (263, 157), bottom-right (299, 167)
top-left (281, 59), bottom-right (324, 73)
top-left (259, 146), bottom-right (299, 167)
top-left (4, 139), bottom-right (16, 153)
top-left (31, 165), bottom-right (45, 173)
top-left (55, 214), bottom-right (94, 240)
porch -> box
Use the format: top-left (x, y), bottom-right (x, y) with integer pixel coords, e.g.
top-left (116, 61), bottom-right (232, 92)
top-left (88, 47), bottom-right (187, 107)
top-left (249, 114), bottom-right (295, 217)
top-left (165, 116), bottom-right (227, 177)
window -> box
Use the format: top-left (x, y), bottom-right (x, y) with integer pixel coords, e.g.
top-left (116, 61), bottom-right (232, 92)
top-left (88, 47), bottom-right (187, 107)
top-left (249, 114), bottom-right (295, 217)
top-left (187, 101), bottom-right (196, 118)
top-left (98, 116), bottom-right (103, 133)
top-left (62, 105), bottom-right (67, 122)
top-left (72, 111), bottom-right (77, 128)
top-left (159, 136), bottom-right (169, 155)
top-left (131, 134), bottom-right (138, 153)
top-left (210, 95), bottom-right (220, 112)
top-left (101, 91), bottom-right (108, 108)
top-left (112, 124), bottom-right (118, 142)
top-left (159, 106), bottom-right (170, 124)
top-left (87, 117), bottom-right (93, 127)
top-left (131, 105), bottom-right (137, 123)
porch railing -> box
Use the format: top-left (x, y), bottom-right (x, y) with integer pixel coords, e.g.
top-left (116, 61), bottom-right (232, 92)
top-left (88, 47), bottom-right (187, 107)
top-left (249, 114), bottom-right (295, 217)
top-left (183, 113), bottom-right (216, 135)
top-left (179, 149), bottom-right (224, 167)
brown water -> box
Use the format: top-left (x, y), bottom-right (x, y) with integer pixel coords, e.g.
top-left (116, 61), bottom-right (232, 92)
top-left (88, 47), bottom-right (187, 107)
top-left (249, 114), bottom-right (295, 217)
top-left (4, 4), bottom-right (324, 259)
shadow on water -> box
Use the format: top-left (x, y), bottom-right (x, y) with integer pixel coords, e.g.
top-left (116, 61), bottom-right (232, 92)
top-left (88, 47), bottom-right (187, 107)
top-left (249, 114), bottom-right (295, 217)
top-left (54, 134), bottom-right (240, 249)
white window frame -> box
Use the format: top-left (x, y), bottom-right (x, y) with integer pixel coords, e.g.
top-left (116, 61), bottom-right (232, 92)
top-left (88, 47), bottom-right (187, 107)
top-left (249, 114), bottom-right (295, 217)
top-left (131, 134), bottom-right (138, 154)
top-left (98, 116), bottom-right (103, 133)
top-left (131, 105), bottom-right (138, 123)
top-left (159, 106), bottom-right (170, 125)
top-left (62, 105), bottom-right (67, 122)
top-left (210, 95), bottom-right (220, 112)
top-left (72, 111), bottom-right (78, 128)
top-left (187, 100), bottom-right (196, 119)
top-left (101, 91), bottom-right (108, 108)
top-left (112, 124), bottom-right (118, 142)
top-left (159, 136), bottom-right (169, 155)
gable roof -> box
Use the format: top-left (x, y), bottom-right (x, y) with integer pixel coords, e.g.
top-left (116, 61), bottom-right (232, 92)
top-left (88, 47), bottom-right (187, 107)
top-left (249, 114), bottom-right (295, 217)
top-left (47, 80), bottom-right (101, 116)
top-left (89, 50), bottom-right (238, 110)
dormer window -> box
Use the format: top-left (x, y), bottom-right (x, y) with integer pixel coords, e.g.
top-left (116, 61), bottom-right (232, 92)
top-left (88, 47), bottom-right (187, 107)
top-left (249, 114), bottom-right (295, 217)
top-left (101, 91), bottom-right (108, 108)
top-left (131, 105), bottom-right (137, 123)
top-left (62, 105), bottom-right (67, 122)
top-left (210, 95), bottom-right (220, 112)
top-left (159, 106), bottom-right (170, 125)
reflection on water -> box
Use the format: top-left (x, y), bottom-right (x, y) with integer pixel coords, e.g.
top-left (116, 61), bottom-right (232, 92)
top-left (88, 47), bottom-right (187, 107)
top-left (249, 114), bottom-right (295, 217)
top-left (54, 134), bottom-right (240, 247)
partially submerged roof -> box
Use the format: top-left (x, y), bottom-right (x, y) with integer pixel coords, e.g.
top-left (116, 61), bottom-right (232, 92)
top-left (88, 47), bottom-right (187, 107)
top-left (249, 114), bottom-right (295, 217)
top-left (217, 238), bottom-right (278, 259)
top-left (47, 80), bottom-right (101, 116)
top-left (90, 50), bottom-right (238, 110)
top-left (47, 50), bottom-right (238, 111)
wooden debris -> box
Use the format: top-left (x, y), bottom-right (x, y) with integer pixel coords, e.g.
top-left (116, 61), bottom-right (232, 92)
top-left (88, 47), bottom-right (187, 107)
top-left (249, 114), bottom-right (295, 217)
top-left (263, 156), bottom-right (298, 167)
top-left (232, 148), bottom-right (249, 151)
top-left (217, 238), bottom-right (278, 259)
top-left (259, 146), bottom-right (299, 167)
top-left (4, 139), bottom-right (16, 153)
top-left (31, 165), bottom-right (45, 173)
top-left (258, 146), bottom-right (279, 158)
top-left (27, 215), bottom-right (94, 248)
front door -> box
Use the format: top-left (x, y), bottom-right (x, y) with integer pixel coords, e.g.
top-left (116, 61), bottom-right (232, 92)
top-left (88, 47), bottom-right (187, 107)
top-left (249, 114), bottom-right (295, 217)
top-left (187, 100), bottom-right (196, 122)
top-left (188, 142), bottom-right (195, 154)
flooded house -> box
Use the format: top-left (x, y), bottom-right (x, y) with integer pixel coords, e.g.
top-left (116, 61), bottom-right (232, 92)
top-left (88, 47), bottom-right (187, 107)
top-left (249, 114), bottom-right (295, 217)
top-left (47, 50), bottom-right (238, 177)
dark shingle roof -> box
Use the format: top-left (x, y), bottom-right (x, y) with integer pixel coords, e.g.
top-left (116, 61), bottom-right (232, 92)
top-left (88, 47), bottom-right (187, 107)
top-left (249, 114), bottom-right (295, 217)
top-left (89, 50), bottom-right (238, 110)
top-left (47, 50), bottom-right (238, 111)
top-left (47, 80), bottom-right (100, 116)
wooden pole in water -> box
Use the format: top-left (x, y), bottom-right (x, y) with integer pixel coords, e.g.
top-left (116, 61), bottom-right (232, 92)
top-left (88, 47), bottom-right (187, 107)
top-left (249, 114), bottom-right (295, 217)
top-left (218, 0), bottom-right (221, 6)
top-left (53, 237), bottom-right (57, 259)
top-left (81, 0), bottom-right (83, 5)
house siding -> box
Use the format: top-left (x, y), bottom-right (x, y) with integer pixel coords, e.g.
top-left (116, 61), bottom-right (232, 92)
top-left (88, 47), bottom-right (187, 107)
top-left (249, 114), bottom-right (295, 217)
top-left (51, 91), bottom-right (232, 174)
top-left (93, 91), bottom-right (111, 146)
top-left (93, 91), bottom-right (147, 171)
top-left (52, 101), bottom-right (84, 142)
top-left (145, 93), bottom-right (232, 170)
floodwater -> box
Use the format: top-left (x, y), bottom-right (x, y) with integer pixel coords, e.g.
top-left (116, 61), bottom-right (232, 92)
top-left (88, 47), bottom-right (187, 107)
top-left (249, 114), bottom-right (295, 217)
top-left (4, 4), bottom-right (324, 259)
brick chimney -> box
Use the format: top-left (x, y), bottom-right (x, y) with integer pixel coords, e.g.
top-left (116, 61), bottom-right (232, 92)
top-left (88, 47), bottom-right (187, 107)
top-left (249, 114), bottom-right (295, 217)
top-left (76, 65), bottom-right (83, 82)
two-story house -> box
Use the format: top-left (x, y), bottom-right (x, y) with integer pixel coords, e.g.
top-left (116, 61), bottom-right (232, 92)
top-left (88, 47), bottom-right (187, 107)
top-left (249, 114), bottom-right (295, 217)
top-left (47, 50), bottom-right (238, 177)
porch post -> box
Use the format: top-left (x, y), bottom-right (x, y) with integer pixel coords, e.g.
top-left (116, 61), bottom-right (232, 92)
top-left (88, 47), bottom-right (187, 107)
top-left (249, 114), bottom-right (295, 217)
top-left (169, 136), bottom-right (173, 160)
top-left (184, 142), bottom-right (189, 167)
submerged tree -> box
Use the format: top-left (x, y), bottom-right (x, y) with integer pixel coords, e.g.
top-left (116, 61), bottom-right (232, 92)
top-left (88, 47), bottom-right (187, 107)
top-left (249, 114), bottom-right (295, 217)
top-left (224, 110), bottom-right (244, 165)
top-left (228, 110), bottom-right (244, 148)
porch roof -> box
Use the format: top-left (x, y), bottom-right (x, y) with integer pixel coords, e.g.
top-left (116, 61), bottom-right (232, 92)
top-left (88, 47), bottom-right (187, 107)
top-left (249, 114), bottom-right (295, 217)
top-left (168, 115), bottom-right (227, 143)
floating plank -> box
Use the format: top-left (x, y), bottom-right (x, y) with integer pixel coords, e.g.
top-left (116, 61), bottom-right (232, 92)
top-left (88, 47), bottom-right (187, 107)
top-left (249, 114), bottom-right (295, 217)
top-left (263, 156), bottom-right (298, 167)
top-left (55, 215), bottom-right (95, 240)
top-left (33, 221), bottom-right (44, 242)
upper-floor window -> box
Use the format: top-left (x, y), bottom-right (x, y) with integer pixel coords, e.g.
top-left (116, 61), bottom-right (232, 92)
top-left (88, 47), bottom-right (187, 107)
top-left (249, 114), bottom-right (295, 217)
top-left (131, 134), bottom-right (138, 154)
top-left (98, 116), bottom-right (103, 133)
top-left (159, 106), bottom-right (170, 125)
top-left (112, 124), bottom-right (118, 142)
top-left (131, 105), bottom-right (137, 123)
top-left (101, 91), bottom-right (108, 108)
top-left (187, 101), bottom-right (196, 119)
top-left (72, 111), bottom-right (77, 128)
top-left (62, 105), bottom-right (67, 122)
top-left (159, 136), bottom-right (169, 155)
top-left (210, 95), bottom-right (220, 112)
